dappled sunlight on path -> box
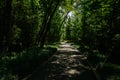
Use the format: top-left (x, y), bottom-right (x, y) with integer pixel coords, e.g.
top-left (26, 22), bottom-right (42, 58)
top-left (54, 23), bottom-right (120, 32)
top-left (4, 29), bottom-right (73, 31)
top-left (58, 42), bottom-right (79, 53)
top-left (25, 42), bottom-right (96, 80)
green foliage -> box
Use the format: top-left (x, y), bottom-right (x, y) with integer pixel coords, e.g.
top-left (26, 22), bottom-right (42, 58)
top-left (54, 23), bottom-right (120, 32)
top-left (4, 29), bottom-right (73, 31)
top-left (46, 10), bottom-right (62, 43)
top-left (0, 0), bottom-right (41, 52)
top-left (65, 13), bottom-right (82, 43)
top-left (80, 0), bottom-right (120, 61)
top-left (78, 0), bottom-right (120, 79)
top-left (61, 0), bottom-right (120, 79)
top-left (0, 0), bottom-right (120, 80)
top-left (0, 47), bottom-right (57, 80)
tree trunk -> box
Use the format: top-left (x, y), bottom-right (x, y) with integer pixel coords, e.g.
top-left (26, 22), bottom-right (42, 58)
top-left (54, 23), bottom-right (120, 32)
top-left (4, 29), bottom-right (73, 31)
top-left (36, 1), bottom-right (60, 48)
top-left (3, 0), bottom-right (13, 52)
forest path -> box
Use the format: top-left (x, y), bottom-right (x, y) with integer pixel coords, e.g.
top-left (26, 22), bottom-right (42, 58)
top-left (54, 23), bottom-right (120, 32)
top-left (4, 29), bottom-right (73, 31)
top-left (25, 42), bottom-right (95, 80)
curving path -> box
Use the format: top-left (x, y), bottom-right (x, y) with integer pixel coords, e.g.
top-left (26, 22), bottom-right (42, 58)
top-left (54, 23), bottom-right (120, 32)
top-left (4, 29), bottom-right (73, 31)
top-left (24, 42), bottom-right (96, 80)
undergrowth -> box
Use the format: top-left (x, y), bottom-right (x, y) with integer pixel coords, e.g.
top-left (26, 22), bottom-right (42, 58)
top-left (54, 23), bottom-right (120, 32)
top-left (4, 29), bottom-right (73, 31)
top-left (64, 42), bottom-right (120, 80)
top-left (79, 46), bottom-right (120, 80)
top-left (0, 46), bottom-right (57, 80)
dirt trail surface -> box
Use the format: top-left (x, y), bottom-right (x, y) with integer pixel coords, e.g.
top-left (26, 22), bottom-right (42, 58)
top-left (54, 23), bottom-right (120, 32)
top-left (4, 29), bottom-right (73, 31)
top-left (25, 42), bottom-right (95, 80)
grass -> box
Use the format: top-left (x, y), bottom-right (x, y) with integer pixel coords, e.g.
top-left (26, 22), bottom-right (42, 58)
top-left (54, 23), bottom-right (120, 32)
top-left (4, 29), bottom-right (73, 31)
top-left (0, 46), bottom-right (57, 80)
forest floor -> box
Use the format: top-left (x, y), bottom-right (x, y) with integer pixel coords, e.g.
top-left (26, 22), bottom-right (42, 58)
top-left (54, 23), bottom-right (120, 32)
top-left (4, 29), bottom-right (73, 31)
top-left (24, 42), bottom-right (96, 80)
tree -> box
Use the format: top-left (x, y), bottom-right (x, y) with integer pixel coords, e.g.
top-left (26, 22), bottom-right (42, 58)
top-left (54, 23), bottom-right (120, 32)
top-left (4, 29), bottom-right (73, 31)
top-left (0, 0), bottom-right (13, 52)
top-left (36, 0), bottom-right (62, 47)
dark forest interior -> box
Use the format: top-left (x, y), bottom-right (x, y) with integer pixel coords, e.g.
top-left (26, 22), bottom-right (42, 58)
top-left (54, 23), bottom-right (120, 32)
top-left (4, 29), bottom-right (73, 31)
top-left (0, 0), bottom-right (120, 80)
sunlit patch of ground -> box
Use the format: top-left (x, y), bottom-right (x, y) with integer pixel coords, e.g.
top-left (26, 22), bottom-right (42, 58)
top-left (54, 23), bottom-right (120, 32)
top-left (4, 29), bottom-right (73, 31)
top-left (65, 69), bottom-right (80, 75)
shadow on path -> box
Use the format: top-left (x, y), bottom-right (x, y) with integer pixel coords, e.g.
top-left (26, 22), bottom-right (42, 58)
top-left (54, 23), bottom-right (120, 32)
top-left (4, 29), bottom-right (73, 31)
top-left (25, 42), bottom-right (96, 80)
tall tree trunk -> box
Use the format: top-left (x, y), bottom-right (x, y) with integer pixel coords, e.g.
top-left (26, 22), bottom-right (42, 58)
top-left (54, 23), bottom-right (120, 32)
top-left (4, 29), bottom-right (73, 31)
top-left (2, 0), bottom-right (13, 52)
top-left (36, 1), bottom-right (60, 48)
top-left (40, 1), bottom-right (60, 48)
